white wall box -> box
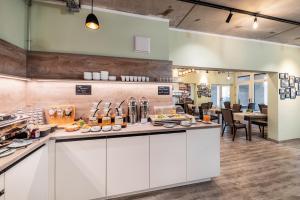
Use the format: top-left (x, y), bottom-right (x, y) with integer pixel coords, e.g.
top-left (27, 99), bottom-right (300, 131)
top-left (107, 136), bottom-right (150, 196)
top-left (134, 36), bottom-right (151, 53)
top-left (55, 139), bottom-right (106, 200)
top-left (5, 144), bottom-right (49, 200)
top-left (187, 128), bottom-right (220, 181)
top-left (150, 132), bottom-right (187, 188)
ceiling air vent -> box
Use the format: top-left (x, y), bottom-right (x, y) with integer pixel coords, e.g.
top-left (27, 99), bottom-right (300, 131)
top-left (65, 0), bottom-right (81, 13)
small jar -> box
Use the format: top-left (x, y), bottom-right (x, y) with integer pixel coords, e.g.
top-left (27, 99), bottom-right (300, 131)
top-left (115, 115), bottom-right (123, 125)
top-left (89, 116), bottom-right (99, 126)
top-left (102, 116), bottom-right (111, 126)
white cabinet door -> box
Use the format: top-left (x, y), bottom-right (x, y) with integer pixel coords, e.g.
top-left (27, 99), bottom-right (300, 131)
top-left (150, 132), bottom-right (186, 188)
top-left (187, 128), bottom-right (220, 181)
top-left (107, 136), bottom-right (149, 196)
top-left (5, 144), bottom-right (49, 200)
top-left (56, 139), bottom-right (106, 200)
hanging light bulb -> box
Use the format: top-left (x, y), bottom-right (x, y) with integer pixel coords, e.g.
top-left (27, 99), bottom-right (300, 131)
top-left (86, 0), bottom-right (100, 30)
top-left (253, 17), bottom-right (258, 29)
top-left (226, 72), bottom-right (231, 80)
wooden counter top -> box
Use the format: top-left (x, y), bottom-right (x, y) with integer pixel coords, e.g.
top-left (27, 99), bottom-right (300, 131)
top-left (0, 122), bottom-right (220, 172)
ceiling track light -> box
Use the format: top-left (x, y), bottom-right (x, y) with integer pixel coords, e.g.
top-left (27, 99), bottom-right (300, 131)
top-left (85, 0), bottom-right (100, 30)
top-left (179, 0), bottom-right (300, 27)
top-left (226, 10), bottom-right (233, 23)
top-left (253, 16), bottom-right (258, 29)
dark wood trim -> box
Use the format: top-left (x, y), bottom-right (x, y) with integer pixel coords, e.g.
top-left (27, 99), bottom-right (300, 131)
top-left (27, 51), bottom-right (172, 81)
top-left (0, 39), bottom-right (27, 77)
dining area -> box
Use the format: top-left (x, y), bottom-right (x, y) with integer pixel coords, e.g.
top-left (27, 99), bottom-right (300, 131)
top-left (192, 101), bottom-right (268, 141)
top-left (173, 70), bottom-right (269, 142)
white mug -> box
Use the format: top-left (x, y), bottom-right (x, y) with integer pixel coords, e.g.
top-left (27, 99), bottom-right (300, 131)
top-left (138, 76), bottom-right (142, 82)
top-left (121, 76), bottom-right (125, 82)
top-left (130, 76), bottom-right (134, 82)
top-left (125, 76), bottom-right (130, 81)
top-left (146, 77), bottom-right (150, 82)
top-left (133, 76), bottom-right (138, 82)
top-left (141, 76), bottom-right (146, 82)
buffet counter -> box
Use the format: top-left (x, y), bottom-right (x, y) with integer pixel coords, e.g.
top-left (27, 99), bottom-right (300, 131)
top-left (0, 122), bottom-right (221, 200)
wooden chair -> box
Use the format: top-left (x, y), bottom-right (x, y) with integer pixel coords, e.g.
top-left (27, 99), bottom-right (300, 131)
top-left (187, 104), bottom-right (195, 115)
top-left (221, 109), bottom-right (248, 141)
top-left (248, 103), bottom-right (255, 110)
top-left (201, 103), bottom-right (209, 110)
top-left (224, 101), bottom-right (231, 109)
top-left (207, 102), bottom-right (213, 109)
top-left (252, 108), bottom-right (268, 138)
top-left (175, 105), bottom-right (185, 114)
top-left (199, 105), bottom-right (218, 122)
top-left (258, 104), bottom-right (268, 113)
top-left (232, 104), bottom-right (242, 113)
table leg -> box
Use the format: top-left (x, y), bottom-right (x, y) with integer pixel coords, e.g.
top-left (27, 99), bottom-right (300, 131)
top-left (248, 119), bottom-right (252, 141)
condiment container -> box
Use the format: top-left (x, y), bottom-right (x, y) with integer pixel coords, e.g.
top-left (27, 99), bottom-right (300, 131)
top-left (115, 115), bottom-right (123, 125)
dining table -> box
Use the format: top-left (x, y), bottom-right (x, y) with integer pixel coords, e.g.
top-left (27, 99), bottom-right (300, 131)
top-left (233, 112), bottom-right (268, 141)
top-left (209, 108), bottom-right (222, 124)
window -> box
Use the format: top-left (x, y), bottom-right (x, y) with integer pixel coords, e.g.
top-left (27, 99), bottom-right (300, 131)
top-left (254, 74), bottom-right (268, 111)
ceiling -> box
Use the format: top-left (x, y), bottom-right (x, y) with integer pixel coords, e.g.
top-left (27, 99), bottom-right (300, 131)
top-left (69, 0), bottom-right (300, 46)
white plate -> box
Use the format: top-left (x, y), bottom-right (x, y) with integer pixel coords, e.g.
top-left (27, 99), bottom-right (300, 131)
top-left (102, 125), bottom-right (112, 132)
top-left (0, 148), bottom-right (16, 158)
top-left (91, 126), bottom-right (101, 132)
top-left (8, 140), bottom-right (33, 148)
top-left (163, 123), bottom-right (177, 128)
top-left (112, 125), bottom-right (121, 131)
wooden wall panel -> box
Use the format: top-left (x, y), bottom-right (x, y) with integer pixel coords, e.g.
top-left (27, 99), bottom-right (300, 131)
top-left (27, 51), bottom-right (172, 81)
top-left (0, 39), bottom-right (26, 77)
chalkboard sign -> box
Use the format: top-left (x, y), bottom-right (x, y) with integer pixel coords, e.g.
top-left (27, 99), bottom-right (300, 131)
top-left (76, 85), bottom-right (92, 95)
top-left (158, 86), bottom-right (170, 95)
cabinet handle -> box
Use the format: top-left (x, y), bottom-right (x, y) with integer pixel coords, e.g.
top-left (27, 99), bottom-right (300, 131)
top-left (0, 189), bottom-right (4, 196)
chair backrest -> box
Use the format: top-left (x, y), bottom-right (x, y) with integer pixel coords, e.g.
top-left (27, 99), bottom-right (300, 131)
top-left (221, 109), bottom-right (234, 125)
top-left (258, 104), bottom-right (268, 113)
top-left (224, 101), bottom-right (231, 109)
top-left (198, 106), bottom-right (204, 120)
top-left (201, 103), bottom-right (209, 110)
top-left (232, 104), bottom-right (241, 112)
top-left (261, 107), bottom-right (268, 115)
top-left (187, 104), bottom-right (194, 115)
top-left (207, 102), bottom-right (213, 109)
top-left (248, 103), bottom-right (255, 110)
top-left (175, 105), bottom-right (185, 114)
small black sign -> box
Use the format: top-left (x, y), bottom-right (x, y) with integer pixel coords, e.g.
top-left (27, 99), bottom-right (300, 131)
top-left (158, 86), bottom-right (170, 95)
top-left (76, 85), bottom-right (92, 95)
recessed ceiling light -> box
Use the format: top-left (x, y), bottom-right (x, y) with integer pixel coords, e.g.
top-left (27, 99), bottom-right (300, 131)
top-left (194, 18), bottom-right (201, 22)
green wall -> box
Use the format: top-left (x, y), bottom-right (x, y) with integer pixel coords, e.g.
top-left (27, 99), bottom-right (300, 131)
top-left (169, 29), bottom-right (300, 141)
top-left (30, 1), bottom-right (169, 60)
top-left (0, 0), bottom-right (27, 48)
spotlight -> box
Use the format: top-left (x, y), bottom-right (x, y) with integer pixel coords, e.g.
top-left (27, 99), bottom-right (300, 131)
top-left (226, 11), bottom-right (233, 23)
top-left (253, 17), bottom-right (258, 29)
